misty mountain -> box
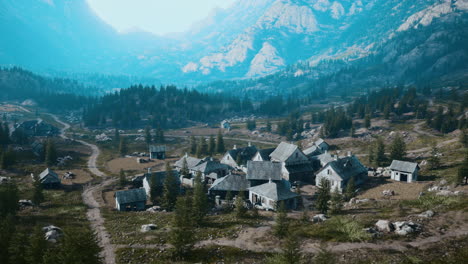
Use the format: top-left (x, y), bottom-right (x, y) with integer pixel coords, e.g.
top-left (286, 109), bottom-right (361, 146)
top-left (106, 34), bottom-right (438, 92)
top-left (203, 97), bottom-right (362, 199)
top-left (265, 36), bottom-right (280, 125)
top-left (0, 0), bottom-right (467, 89)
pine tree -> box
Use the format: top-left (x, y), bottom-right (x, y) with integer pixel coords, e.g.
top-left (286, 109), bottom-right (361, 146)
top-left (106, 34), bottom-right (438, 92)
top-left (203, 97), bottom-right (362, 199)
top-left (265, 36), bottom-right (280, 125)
top-left (26, 227), bottom-right (48, 264)
top-left (301, 207), bottom-right (309, 223)
top-left (8, 232), bottom-right (28, 264)
top-left (145, 126), bottom-right (152, 145)
top-left (350, 123), bottom-right (355, 138)
top-left (190, 136), bottom-right (197, 154)
top-left (364, 114), bottom-right (371, 129)
top-left (0, 215), bottom-right (16, 264)
top-left (32, 174), bottom-right (44, 205)
top-left (119, 169), bottom-right (126, 188)
top-left (216, 130), bottom-right (225, 153)
top-left (274, 201), bottom-right (288, 238)
top-left (119, 137), bottom-right (127, 156)
top-left (114, 129), bottom-right (120, 145)
top-left (170, 196), bottom-right (196, 259)
top-left (48, 228), bottom-right (102, 264)
top-left (428, 143), bottom-right (441, 170)
top-left (457, 152), bottom-right (468, 185)
top-left (192, 171), bottom-right (208, 225)
top-left (45, 139), bottom-right (58, 166)
top-left (235, 190), bottom-right (247, 219)
top-left (162, 163), bottom-right (179, 211)
top-left (0, 182), bottom-right (19, 217)
top-left (180, 158), bottom-right (189, 177)
top-left (208, 135), bottom-right (215, 156)
top-left (375, 138), bottom-right (386, 166)
top-left (344, 177), bottom-right (356, 201)
top-left (280, 231), bottom-right (302, 264)
top-left (390, 135), bottom-right (407, 161)
top-left (329, 187), bottom-right (344, 215)
top-left (460, 129), bottom-right (468, 148)
top-left (368, 144), bottom-right (375, 164)
top-left (266, 120), bottom-right (272, 132)
top-left (316, 178), bottom-right (331, 214)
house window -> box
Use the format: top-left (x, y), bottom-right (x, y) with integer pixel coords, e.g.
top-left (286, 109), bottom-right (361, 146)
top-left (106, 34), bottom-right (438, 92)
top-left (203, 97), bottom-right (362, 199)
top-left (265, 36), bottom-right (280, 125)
top-left (327, 169), bottom-right (331, 175)
top-left (295, 153), bottom-right (298, 158)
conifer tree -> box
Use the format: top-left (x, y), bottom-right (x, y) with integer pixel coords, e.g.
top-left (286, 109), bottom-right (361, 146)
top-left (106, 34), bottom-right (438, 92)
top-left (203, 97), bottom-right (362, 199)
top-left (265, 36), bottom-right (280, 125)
top-left (329, 187), bottom-right (344, 215)
top-left (301, 207), bottom-right (309, 223)
top-left (390, 135), bottom-right (407, 161)
top-left (344, 177), bottom-right (356, 201)
top-left (32, 174), bottom-right (44, 205)
top-left (190, 136), bottom-right (197, 154)
top-left (45, 139), bottom-right (58, 166)
top-left (316, 178), bottom-right (331, 214)
top-left (145, 126), bottom-right (152, 145)
top-left (375, 138), bottom-right (386, 166)
top-left (266, 120), bottom-right (272, 132)
top-left (192, 171), bottom-right (208, 224)
top-left (170, 196), bottom-right (195, 259)
top-left (368, 144), bottom-right (375, 164)
top-left (460, 129), bottom-right (468, 148)
top-left (119, 137), bottom-right (127, 156)
top-left (216, 130), bottom-right (225, 153)
top-left (365, 114), bottom-right (371, 129)
top-left (0, 183), bottom-right (19, 217)
top-left (235, 190), bottom-right (247, 219)
top-left (428, 143), bottom-right (441, 170)
top-left (180, 158), bottom-right (189, 177)
top-left (208, 135), bottom-right (215, 156)
top-left (26, 227), bottom-right (47, 264)
top-left (274, 201), bottom-right (288, 238)
top-left (8, 231), bottom-right (28, 264)
top-left (162, 163), bottom-right (178, 211)
top-left (280, 231), bottom-right (302, 264)
top-left (119, 169), bottom-right (126, 188)
top-left (114, 129), bottom-right (120, 144)
top-left (46, 229), bottom-right (102, 264)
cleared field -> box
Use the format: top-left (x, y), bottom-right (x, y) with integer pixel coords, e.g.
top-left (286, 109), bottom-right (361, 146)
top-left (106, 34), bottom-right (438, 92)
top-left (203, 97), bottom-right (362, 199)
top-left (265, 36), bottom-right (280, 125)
top-left (358, 178), bottom-right (430, 200)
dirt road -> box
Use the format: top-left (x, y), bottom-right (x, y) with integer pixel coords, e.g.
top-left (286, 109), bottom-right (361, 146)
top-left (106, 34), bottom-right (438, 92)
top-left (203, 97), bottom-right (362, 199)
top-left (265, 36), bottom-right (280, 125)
top-left (50, 114), bottom-right (116, 264)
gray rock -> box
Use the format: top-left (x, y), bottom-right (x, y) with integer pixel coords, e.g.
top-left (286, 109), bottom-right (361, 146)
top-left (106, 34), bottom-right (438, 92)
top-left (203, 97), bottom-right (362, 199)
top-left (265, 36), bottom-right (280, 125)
top-left (393, 221), bottom-right (421, 236)
top-left (43, 225), bottom-right (63, 242)
top-left (312, 214), bottom-right (328, 223)
top-left (418, 210), bottom-right (435, 218)
top-left (375, 220), bottom-right (394, 233)
top-left (382, 190), bottom-right (395, 197)
top-left (141, 224), bottom-right (157, 232)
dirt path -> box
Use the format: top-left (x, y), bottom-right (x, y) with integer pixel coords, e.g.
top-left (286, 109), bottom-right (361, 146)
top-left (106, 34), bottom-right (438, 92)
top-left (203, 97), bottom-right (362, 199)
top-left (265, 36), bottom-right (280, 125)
top-left (50, 114), bottom-right (116, 264)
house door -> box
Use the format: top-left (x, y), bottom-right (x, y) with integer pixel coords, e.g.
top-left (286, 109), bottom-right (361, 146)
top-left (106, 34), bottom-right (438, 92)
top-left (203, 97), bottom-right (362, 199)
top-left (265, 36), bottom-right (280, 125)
top-left (400, 174), bottom-right (408, 182)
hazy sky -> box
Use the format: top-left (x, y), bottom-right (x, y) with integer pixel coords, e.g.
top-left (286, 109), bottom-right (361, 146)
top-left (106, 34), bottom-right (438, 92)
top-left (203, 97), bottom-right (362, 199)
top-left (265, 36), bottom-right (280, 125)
top-left (86, 0), bottom-right (236, 35)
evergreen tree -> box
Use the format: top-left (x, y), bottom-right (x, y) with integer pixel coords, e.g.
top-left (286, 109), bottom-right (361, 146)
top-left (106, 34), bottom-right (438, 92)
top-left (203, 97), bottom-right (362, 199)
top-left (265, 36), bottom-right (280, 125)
top-left (460, 129), bottom-right (468, 148)
top-left (208, 135), bottom-right (215, 156)
top-left (344, 177), bottom-right (356, 201)
top-left (0, 183), bottom-right (19, 217)
top-left (274, 201), bottom-right (288, 238)
top-left (119, 137), bottom-right (127, 156)
top-left (375, 138), bottom-right (386, 166)
top-left (280, 231), bottom-right (302, 264)
top-left (1, 147), bottom-right (16, 169)
top-left (301, 207), bottom-right (309, 223)
top-left (8, 232), bottom-right (28, 264)
top-left (350, 123), bottom-right (355, 138)
top-left (457, 152), bottom-right (468, 185)
top-left (390, 135), bottom-right (407, 161)
top-left (364, 114), bottom-right (371, 129)
top-left (190, 136), bottom-right (197, 154)
top-left (162, 163), bottom-right (178, 211)
top-left (32, 174), bottom-right (44, 205)
top-left (45, 139), bottom-right (58, 166)
top-left (114, 129), bottom-right (120, 144)
top-left (170, 196), bottom-right (196, 259)
top-left (0, 215), bottom-right (16, 264)
top-left (180, 158), bottom-right (189, 177)
top-left (428, 143), bottom-right (441, 170)
top-left (216, 130), bottom-right (225, 154)
top-left (47, 229), bottom-right (102, 264)
top-left (192, 171), bottom-right (208, 224)
top-left (368, 144), bottom-right (375, 164)
top-left (316, 178), bottom-right (331, 214)
top-left (145, 126), bottom-right (152, 145)
top-left (119, 169), bottom-right (126, 188)
top-left (266, 120), bottom-right (272, 132)
top-left (329, 187), bottom-right (344, 215)
top-left (26, 227), bottom-right (48, 264)
top-left (235, 190), bottom-right (247, 219)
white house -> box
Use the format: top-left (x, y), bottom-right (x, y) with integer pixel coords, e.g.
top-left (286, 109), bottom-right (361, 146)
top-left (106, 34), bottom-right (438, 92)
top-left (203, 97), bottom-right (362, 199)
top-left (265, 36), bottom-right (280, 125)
top-left (389, 160), bottom-right (419, 183)
top-left (221, 144), bottom-right (258, 169)
top-left (221, 120), bottom-right (231, 130)
top-left (248, 179), bottom-right (299, 210)
top-left (142, 169), bottom-right (180, 197)
top-left (315, 155), bottom-right (368, 192)
top-left (269, 142), bottom-right (314, 183)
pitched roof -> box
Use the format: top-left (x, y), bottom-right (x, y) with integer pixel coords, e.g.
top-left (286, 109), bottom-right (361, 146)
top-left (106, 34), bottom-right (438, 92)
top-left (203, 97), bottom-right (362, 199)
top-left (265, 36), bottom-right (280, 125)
top-left (389, 160), bottom-right (419, 173)
top-left (246, 161), bottom-right (282, 181)
top-left (144, 170), bottom-right (180, 187)
top-left (227, 145), bottom-right (258, 161)
top-left (39, 168), bottom-right (59, 182)
top-left (149, 145), bottom-right (166, 152)
top-left (192, 161), bottom-right (230, 174)
top-left (248, 180), bottom-right (299, 201)
top-left (318, 156), bottom-right (367, 181)
top-left (270, 142), bottom-right (298, 162)
top-left (285, 163), bottom-right (315, 174)
top-left (174, 156), bottom-right (203, 169)
top-left (115, 188), bottom-right (147, 204)
top-left (209, 174), bottom-right (249, 192)
top-left (256, 148), bottom-right (276, 161)
top-left (312, 152), bottom-right (336, 166)
top-left (303, 145), bottom-right (321, 156)
top-left (315, 138), bottom-right (328, 147)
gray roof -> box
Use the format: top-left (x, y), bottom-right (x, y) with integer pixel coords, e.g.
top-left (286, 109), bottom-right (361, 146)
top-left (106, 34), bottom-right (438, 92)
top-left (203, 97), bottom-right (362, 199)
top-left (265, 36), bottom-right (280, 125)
top-left (115, 188), bottom-right (147, 204)
top-left (248, 180), bottom-right (299, 201)
top-left (227, 145), bottom-right (258, 162)
top-left (285, 163), bottom-right (314, 174)
top-left (149, 145), bottom-right (166, 153)
top-left (270, 142), bottom-right (298, 162)
top-left (256, 148), bottom-right (275, 161)
top-left (192, 161), bottom-right (230, 174)
top-left (389, 160), bottom-right (419, 173)
top-left (209, 174), bottom-right (249, 192)
top-left (312, 152), bottom-right (336, 166)
top-left (318, 156), bottom-right (367, 181)
top-left (174, 156), bottom-right (203, 169)
top-left (303, 145), bottom-right (321, 156)
top-left (246, 161), bottom-right (282, 181)
top-left (145, 170), bottom-right (180, 187)
top-left (315, 138), bottom-right (328, 147)
top-left (39, 168), bottom-right (60, 183)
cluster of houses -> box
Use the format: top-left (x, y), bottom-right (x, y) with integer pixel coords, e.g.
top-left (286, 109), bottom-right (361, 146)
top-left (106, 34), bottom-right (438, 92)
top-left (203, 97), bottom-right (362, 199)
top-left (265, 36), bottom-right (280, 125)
top-left (114, 138), bottom-right (421, 212)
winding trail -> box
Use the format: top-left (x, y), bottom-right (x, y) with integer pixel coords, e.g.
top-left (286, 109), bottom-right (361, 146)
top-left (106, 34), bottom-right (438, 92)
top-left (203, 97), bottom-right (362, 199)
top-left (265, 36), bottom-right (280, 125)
top-left (50, 114), bottom-right (116, 264)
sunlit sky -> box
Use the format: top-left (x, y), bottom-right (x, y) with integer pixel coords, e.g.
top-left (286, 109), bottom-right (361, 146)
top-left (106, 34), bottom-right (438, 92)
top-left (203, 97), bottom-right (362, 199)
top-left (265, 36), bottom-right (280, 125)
top-left (86, 0), bottom-right (236, 35)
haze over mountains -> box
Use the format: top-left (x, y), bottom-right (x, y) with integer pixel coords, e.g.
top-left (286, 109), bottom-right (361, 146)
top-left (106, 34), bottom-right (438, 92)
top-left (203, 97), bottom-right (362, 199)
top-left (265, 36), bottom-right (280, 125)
top-left (0, 0), bottom-right (467, 91)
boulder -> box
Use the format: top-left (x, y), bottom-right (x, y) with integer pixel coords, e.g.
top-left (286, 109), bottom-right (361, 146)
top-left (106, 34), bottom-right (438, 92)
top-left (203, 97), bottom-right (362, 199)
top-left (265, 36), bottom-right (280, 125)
top-left (382, 190), bottom-right (395, 197)
top-left (141, 224), bottom-right (157, 233)
top-left (436, 190), bottom-right (456, 196)
top-left (146, 206), bottom-right (162, 213)
top-left (364, 227), bottom-right (382, 238)
top-left (349, 198), bottom-right (370, 205)
top-left (439, 179), bottom-right (448, 186)
top-left (375, 220), bottom-right (394, 233)
top-left (312, 214), bottom-right (328, 223)
top-left (42, 225), bottom-right (63, 242)
top-left (393, 221), bottom-right (421, 236)
top-left (19, 199), bottom-right (34, 207)
top-left (418, 210), bottom-right (435, 218)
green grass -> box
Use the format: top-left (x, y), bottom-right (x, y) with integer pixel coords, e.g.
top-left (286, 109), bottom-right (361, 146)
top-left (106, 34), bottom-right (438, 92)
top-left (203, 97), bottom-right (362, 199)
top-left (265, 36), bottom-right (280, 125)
top-left (299, 216), bottom-right (372, 242)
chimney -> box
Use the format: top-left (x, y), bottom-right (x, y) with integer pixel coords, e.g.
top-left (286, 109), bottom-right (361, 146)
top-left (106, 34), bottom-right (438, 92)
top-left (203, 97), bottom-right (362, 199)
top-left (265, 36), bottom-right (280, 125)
top-left (233, 145), bottom-right (237, 150)
top-left (147, 168), bottom-right (151, 174)
top-left (248, 142), bottom-right (251, 147)
top-left (185, 152), bottom-right (188, 158)
top-left (269, 178), bottom-right (272, 184)
top-left (324, 150), bottom-right (328, 154)
top-left (348, 151), bottom-right (352, 157)
top-left (334, 155), bottom-right (338, 161)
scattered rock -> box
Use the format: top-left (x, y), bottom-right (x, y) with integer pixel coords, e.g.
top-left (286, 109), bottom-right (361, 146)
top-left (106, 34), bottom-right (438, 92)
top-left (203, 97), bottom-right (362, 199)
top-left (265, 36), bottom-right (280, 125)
top-left (364, 227), bottom-right (382, 238)
top-left (312, 214), bottom-right (328, 223)
top-left (42, 225), bottom-right (63, 242)
top-left (19, 199), bottom-right (34, 208)
top-left (375, 220), bottom-right (394, 233)
top-left (439, 179), bottom-right (448, 186)
top-left (146, 206), bottom-right (162, 213)
top-left (141, 224), bottom-right (157, 233)
top-left (418, 210), bottom-right (435, 218)
top-left (0, 176), bottom-right (11, 184)
top-left (393, 221), bottom-right (421, 236)
top-left (382, 190), bottom-right (395, 197)
top-left (348, 198), bottom-right (371, 205)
